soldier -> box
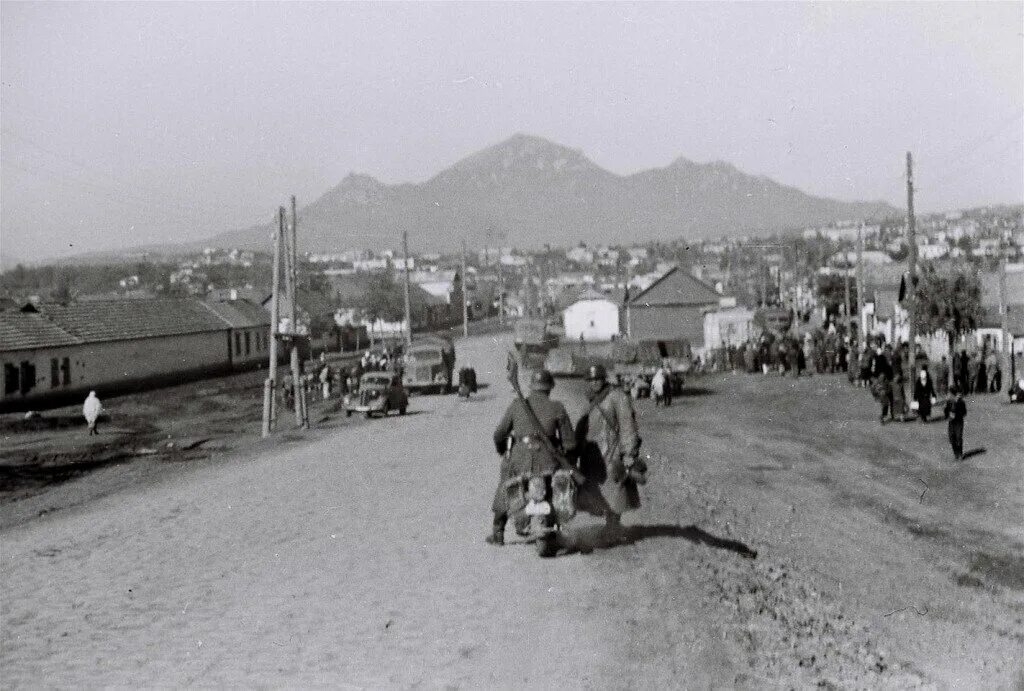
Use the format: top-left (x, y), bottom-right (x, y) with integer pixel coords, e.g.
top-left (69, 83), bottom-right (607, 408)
top-left (870, 342), bottom-right (894, 424)
top-left (575, 364), bottom-right (645, 533)
top-left (486, 369), bottom-right (575, 546)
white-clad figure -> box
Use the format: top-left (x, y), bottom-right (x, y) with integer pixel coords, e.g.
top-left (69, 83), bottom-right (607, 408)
top-left (83, 391), bottom-right (103, 436)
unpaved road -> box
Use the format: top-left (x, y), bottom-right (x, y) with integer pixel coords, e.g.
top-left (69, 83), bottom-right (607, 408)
top-left (2, 334), bottom-right (1022, 688)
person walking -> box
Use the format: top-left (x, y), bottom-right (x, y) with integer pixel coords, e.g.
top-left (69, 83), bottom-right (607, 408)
top-left (944, 387), bottom-right (967, 460)
top-left (650, 367), bottom-right (666, 407)
top-left (871, 343), bottom-right (893, 424)
top-left (890, 364), bottom-right (908, 423)
top-left (82, 391), bottom-right (103, 435)
top-left (576, 364), bottom-right (645, 534)
top-left (936, 355), bottom-right (950, 396)
top-left (487, 369), bottom-right (576, 546)
top-left (912, 365), bottom-right (936, 422)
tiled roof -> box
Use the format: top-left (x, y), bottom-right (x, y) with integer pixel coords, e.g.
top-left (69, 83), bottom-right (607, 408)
top-left (201, 299), bottom-right (271, 329)
top-left (628, 266), bottom-right (722, 306)
top-left (38, 299), bottom-right (229, 343)
top-left (0, 312), bottom-right (83, 352)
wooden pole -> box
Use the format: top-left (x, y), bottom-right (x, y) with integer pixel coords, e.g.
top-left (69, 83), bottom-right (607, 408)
top-left (856, 223), bottom-right (864, 344)
top-left (905, 152), bottom-right (918, 401)
top-left (289, 196), bottom-right (307, 428)
top-left (262, 208), bottom-right (284, 437)
top-left (402, 230), bottom-right (412, 346)
top-left (1000, 241), bottom-right (1009, 392)
top-left (461, 239), bottom-right (469, 338)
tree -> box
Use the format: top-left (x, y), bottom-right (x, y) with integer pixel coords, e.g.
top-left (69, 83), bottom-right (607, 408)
top-left (362, 270), bottom-right (405, 324)
top-left (914, 264), bottom-right (982, 350)
top-left (816, 274), bottom-right (857, 319)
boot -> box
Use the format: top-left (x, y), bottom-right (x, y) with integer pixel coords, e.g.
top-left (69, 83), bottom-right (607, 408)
top-left (485, 514), bottom-right (506, 546)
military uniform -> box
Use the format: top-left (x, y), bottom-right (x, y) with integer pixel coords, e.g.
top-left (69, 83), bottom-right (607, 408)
top-left (576, 376), bottom-right (643, 516)
top-left (491, 392), bottom-right (575, 513)
top-left (487, 372), bottom-right (575, 545)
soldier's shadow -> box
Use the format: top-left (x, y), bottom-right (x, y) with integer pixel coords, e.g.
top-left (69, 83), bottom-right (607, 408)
top-left (565, 523), bottom-right (757, 559)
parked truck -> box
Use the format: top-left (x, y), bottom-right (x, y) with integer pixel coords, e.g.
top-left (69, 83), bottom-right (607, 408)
top-left (402, 336), bottom-right (455, 393)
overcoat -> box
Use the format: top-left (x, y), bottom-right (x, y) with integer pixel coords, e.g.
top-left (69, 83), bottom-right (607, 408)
top-left (575, 386), bottom-right (642, 514)
top-left (491, 392), bottom-right (575, 513)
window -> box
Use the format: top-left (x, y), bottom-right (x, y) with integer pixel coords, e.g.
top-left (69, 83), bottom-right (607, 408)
top-left (51, 358), bottom-right (60, 388)
top-left (244, 332), bottom-right (251, 356)
top-left (19, 361), bottom-right (36, 395)
top-left (61, 358), bottom-right (71, 386)
top-left (234, 332), bottom-right (242, 356)
top-left (4, 363), bottom-right (19, 395)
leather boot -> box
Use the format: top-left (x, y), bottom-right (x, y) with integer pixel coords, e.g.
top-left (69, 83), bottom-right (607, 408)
top-left (485, 514), bottom-right (506, 546)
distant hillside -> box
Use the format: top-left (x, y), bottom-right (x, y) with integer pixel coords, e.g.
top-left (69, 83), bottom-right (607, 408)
top-left (194, 134), bottom-right (901, 253)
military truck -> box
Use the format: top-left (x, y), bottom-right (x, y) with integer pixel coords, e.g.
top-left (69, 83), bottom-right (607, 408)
top-left (402, 336), bottom-right (456, 393)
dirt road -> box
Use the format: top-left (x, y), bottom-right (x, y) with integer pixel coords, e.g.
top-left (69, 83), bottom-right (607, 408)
top-left (2, 334), bottom-right (1022, 687)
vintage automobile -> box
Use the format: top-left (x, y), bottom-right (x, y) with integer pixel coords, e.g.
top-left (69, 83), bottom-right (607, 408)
top-left (344, 372), bottom-right (409, 418)
top-left (402, 336), bottom-right (455, 393)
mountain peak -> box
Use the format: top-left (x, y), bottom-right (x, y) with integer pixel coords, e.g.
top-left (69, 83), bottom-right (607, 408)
top-left (444, 133), bottom-right (602, 176)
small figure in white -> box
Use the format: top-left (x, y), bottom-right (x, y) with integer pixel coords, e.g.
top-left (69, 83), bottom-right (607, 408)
top-left (83, 391), bottom-right (103, 436)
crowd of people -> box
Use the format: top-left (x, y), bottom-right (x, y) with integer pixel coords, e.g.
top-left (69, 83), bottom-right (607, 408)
top-left (699, 323), bottom-right (1018, 462)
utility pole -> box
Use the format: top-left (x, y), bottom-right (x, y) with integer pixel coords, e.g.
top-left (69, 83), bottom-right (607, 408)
top-left (844, 247), bottom-right (852, 334)
top-left (1000, 240), bottom-right (1010, 391)
top-left (262, 208), bottom-right (284, 437)
top-left (289, 196), bottom-right (308, 429)
top-left (856, 223), bottom-right (865, 344)
top-left (497, 246), bottom-right (505, 326)
top-left (905, 152), bottom-right (918, 395)
top-left (402, 230), bottom-right (412, 346)
top-left (461, 239), bottom-right (469, 338)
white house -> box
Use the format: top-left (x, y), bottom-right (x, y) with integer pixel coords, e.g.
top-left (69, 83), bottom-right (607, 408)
top-left (563, 288), bottom-right (620, 342)
top-left (703, 307), bottom-right (755, 352)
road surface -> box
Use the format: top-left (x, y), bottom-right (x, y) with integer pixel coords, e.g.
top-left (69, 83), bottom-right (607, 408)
top-left (2, 334), bottom-right (1021, 687)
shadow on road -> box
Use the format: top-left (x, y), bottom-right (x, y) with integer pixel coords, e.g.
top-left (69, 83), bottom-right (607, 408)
top-left (567, 523), bottom-right (757, 559)
top-left (961, 447), bottom-right (987, 460)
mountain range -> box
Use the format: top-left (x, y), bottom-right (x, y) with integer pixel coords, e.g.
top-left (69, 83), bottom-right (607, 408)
top-left (165, 134), bottom-right (904, 256)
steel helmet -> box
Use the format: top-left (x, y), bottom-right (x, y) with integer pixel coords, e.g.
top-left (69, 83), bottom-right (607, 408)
top-left (530, 369), bottom-right (555, 391)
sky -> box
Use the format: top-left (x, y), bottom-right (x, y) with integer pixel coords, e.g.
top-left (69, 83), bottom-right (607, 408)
top-left (2, 1), bottom-right (1022, 262)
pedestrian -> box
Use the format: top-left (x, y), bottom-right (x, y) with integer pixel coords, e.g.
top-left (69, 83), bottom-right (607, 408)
top-left (575, 364), bottom-right (645, 534)
top-left (912, 365), bottom-right (935, 422)
top-left (936, 355), bottom-right (950, 396)
top-left (985, 351), bottom-right (999, 392)
top-left (957, 350), bottom-right (970, 393)
top-left (890, 365), bottom-right (907, 422)
top-left (487, 369), bottom-right (575, 546)
top-left (651, 367), bottom-right (666, 406)
top-left (82, 390), bottom-right (103, 435)
top-left (871, 343), bottom-right (893, 424)
top-left (974, 353), bottom-right (987, 395)
top-left (944, 387), bottom-right (967, 460)
top-left (319, 363), bottom-right (332, 400)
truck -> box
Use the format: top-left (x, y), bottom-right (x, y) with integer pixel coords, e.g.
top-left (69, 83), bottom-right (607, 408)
top-left (514, 318), bottom-right (558, 367)
top-left (402, 336), bottom-right (455, 393)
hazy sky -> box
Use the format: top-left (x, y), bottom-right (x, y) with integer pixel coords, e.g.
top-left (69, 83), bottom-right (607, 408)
top-left (2, 1), bottom-right (1022, 261)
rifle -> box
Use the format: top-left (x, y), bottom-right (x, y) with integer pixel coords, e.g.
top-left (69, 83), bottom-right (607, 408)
top-left (505, 352), bottom-right (585, 484)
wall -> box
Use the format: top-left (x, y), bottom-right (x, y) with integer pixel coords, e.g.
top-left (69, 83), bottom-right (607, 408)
top-left (1, 331), bottom-right (229, 411)
top-left (629, 305), bottom-right (707, 347)
top-left (563, 300), bottom-right (619, 341)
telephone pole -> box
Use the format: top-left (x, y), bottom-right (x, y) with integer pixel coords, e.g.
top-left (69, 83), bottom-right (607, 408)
top-left (288, 196), bottom-right (308, 429)
top-left (402, 230), bottom-right (412, 346)
top-left (461, 239), bottom-right (469, 338)
top-left (262, 208), bottom-right (284, 437)
top-left (856, 223), bottom-right (865, 343)
top-left (905, 152), bottom-right (918, 390)
top-left (1000, 241), bottom-right (1009, 390)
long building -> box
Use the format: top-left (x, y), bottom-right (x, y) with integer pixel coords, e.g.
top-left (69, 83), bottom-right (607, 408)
top-left (1, 297), bottom-right (270, 412)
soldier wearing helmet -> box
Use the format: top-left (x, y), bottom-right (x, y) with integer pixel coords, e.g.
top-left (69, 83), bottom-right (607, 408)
top-left (576, 363), bottom-right (645, 531)
top-left (486, 368), bottom-right (576, 545)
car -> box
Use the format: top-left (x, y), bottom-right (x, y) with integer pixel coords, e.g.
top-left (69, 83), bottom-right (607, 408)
top-left (343, 372), bottom-right (409, 418)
